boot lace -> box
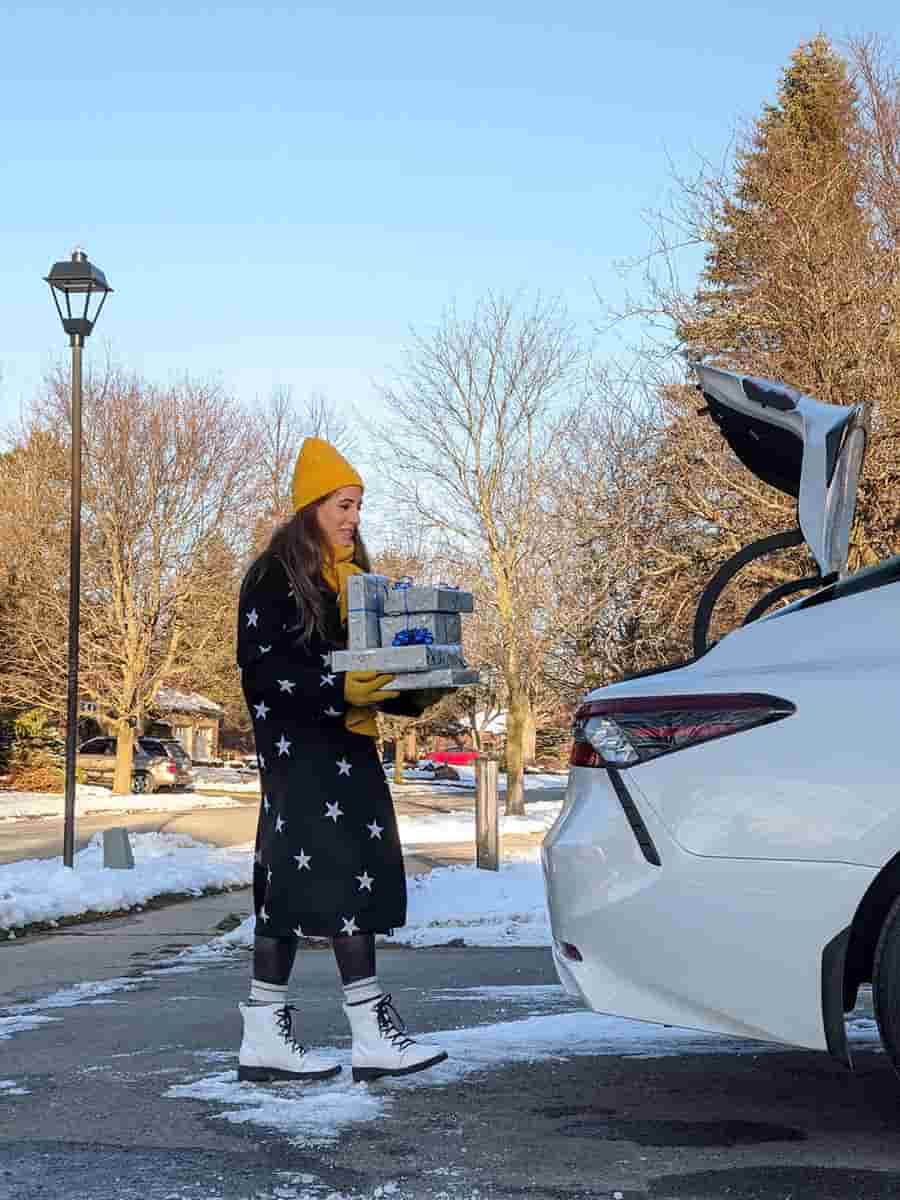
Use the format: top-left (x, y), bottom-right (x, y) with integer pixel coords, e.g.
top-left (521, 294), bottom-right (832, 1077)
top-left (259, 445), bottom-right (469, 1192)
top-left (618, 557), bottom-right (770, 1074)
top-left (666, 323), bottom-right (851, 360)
top-left (374, 993), bottom-right (416, 1051)
top-left (276, 1005), bottom-right (306, 1055)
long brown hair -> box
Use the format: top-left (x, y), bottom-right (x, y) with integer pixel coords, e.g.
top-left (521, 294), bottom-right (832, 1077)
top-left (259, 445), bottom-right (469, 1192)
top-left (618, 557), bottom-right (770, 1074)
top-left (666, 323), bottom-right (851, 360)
top-left (242, 497), bottom-right (371, 644)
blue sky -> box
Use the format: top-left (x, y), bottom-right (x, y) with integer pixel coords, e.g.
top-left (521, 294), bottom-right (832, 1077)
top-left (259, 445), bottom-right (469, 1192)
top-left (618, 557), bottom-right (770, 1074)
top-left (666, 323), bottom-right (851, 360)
top-left (1, 1), bottom-right (897, 434)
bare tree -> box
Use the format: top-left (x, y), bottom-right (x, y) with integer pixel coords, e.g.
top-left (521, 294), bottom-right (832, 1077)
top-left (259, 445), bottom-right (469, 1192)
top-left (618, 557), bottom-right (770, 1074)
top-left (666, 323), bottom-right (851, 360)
top-left (1, 367), bottom-right (260, 792)
top-left (252, 386), bottom-right (358, 543)
top-left (373, 295), bottom-right (581, 814)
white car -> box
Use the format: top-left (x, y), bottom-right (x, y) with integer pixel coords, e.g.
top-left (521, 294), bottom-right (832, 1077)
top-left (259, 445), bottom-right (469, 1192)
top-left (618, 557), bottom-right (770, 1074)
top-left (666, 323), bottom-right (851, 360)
top-left (542, 364), bottom-right (900, 1072)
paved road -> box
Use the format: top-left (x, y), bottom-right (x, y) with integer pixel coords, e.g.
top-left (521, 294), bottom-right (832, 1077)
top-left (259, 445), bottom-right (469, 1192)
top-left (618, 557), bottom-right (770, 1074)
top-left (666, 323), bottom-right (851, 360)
top-left (0, 784), bottom-right (565, 867)
top-left (3, 893), bottom-right (900, 1200)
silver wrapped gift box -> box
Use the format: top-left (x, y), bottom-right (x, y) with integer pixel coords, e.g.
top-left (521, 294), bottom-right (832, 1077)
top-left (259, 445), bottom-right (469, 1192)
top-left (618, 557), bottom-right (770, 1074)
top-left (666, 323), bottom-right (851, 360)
top-left (387, 668), bottom-right (480, 691)
top-left (382, 585), bottom-right (474, 615)
top-left (379, 612), bottom-right (463, 647)
top-left (346, 573), bottom-right (390, 650)
top-left (330, 643), bottom-right (465, 673)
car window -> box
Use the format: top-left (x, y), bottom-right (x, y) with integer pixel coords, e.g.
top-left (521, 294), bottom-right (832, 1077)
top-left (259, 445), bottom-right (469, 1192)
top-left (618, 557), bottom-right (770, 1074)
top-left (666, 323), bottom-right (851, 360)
top-left (163, 741), bottom-right (190, 762)
top-left (79, 738), bottom-right (106, 754)
top-left (138, 738), bottom-right (166, 757)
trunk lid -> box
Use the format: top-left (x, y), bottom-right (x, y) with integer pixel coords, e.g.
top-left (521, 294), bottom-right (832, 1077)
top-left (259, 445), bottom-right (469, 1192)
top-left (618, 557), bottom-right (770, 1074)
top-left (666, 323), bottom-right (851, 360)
top-left (694, 364), bottom-right (867, 579)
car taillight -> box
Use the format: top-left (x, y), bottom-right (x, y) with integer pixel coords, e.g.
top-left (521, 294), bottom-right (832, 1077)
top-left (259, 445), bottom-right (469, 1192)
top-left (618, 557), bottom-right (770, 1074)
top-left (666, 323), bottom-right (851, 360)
top-left (165, 761), bottom-right (177, 773)
top-left (570, 693), bottom-right (795, 769)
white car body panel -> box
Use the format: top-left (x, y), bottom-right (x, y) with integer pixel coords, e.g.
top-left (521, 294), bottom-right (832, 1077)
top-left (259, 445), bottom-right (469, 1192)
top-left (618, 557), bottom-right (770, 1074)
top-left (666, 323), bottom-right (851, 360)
top-left (542, 769), bottom-right (875, 1048)
top-left (589, 582), bottom-right (900, 865)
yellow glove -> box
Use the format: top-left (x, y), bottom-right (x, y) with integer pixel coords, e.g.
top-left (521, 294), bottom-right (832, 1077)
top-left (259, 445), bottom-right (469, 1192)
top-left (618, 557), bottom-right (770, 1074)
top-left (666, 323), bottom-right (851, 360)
top-left (344, 671), bottom-right (399, 706)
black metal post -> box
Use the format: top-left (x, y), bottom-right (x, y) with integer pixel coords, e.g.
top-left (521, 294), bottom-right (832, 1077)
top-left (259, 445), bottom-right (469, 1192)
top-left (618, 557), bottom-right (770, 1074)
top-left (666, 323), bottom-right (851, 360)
top-left (62, 334), bottom-right (83, 868)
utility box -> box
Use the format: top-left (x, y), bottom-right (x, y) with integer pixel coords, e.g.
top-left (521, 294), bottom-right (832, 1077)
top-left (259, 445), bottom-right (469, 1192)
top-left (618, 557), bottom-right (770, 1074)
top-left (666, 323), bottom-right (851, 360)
top-left (103, 827), bottom-right (135, 870)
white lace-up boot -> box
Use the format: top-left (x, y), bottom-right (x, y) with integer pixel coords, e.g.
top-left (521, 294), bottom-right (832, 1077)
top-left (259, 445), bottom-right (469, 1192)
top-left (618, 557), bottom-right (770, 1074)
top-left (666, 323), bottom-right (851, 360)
top-left (238, 1003), bottom-right (341, 1082)
top-left (343, 991), bottom-right (447, 1082)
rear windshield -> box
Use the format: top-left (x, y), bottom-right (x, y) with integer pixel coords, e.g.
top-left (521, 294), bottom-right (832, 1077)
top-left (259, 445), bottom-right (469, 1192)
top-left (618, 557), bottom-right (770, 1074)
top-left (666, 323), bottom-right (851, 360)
top-left (766, 553), bottom-right (900, 620)
top-left (163, 741), bottom-right (190, 762)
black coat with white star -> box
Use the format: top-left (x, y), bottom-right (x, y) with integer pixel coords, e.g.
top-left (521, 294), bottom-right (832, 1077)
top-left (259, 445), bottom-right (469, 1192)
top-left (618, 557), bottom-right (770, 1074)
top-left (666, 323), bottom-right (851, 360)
top-left (238, 557), bottom-right (407, 939)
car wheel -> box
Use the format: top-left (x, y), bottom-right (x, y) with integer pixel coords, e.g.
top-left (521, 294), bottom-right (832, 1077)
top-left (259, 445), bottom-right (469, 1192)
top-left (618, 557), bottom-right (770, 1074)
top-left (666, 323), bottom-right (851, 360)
top-left (872, 894), bottom-right (900, 1074)
top-left (131, 772), bottom-right (154, 795)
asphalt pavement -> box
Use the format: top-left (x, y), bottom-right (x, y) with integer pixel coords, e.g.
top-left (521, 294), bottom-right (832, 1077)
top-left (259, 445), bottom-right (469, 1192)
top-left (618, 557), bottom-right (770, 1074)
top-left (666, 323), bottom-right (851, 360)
top-left (3, 885), bottom-right (900, 1200)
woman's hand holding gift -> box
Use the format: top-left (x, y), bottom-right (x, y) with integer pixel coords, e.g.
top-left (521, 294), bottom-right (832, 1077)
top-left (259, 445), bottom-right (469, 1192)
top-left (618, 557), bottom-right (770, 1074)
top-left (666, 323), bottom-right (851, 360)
top-left (345, 671), bottom-right (399, 706)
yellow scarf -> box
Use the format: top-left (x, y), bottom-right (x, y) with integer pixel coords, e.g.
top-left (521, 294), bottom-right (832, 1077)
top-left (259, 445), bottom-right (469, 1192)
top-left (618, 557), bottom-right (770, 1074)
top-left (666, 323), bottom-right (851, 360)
top-left (321, 544), bottom-right (378, 738)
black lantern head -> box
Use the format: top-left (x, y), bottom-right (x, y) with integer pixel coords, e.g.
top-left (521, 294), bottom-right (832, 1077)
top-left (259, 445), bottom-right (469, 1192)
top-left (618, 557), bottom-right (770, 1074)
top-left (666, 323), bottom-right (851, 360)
top-left (45, 248), bottom-right (112, 341)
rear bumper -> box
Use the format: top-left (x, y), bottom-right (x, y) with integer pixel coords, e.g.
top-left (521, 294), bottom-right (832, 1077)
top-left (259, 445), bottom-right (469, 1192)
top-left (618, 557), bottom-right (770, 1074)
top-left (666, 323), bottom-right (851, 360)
top-left (542, 767), bottom-right (876, 1050)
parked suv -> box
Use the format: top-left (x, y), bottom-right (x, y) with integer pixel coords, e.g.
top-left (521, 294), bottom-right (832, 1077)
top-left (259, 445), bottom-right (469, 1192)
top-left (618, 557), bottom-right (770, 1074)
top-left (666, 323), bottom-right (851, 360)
top-left (77, 736), bottom-right (194, 794)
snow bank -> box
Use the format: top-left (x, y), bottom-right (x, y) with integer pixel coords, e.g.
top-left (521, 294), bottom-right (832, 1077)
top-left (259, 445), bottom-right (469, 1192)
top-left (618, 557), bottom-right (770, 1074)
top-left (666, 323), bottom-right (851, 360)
top-left (0, 786), bottom-right (246, 822)
top-left (0, 833), bottom-right (252, 931)
top-left (218, 859), bottom-right (552, 951)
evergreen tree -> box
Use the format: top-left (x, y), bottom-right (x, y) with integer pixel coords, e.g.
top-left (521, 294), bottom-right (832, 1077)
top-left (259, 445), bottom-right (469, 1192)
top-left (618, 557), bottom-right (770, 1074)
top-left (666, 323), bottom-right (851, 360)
top-left (679, 35), bottom-right (882, 406)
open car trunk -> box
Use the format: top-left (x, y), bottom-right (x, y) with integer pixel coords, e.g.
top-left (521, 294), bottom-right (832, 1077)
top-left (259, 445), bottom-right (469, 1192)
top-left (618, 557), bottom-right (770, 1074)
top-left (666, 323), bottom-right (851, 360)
top-left (694, 364), bottom-right (868, 580)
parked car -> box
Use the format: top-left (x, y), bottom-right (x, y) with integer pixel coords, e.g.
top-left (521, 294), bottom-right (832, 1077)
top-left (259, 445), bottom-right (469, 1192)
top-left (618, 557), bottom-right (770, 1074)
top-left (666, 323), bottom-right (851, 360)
top-left (543, 364), bottom-right (900, 1074)
top-left (77, 735), bottom-right (194, 794)
top-left (428, 747), bottom-right (480, 766)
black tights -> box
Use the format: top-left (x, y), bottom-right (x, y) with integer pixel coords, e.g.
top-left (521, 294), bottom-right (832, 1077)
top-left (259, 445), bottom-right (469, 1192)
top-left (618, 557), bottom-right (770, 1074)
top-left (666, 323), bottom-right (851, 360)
top-left (253, 932), bottom-right (376, 987)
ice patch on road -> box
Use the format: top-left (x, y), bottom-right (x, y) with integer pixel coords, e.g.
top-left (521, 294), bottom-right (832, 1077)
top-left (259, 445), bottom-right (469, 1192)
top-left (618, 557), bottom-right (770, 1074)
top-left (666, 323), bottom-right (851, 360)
top-left (0, 1078), bottom-right (29, 1095)
top-left (0, 977), bottom-right (144, 1039)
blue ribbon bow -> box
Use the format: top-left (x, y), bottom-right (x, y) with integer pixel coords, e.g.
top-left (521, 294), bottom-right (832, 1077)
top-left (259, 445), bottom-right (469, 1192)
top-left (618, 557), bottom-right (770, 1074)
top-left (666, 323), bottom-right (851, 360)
top-left (392, 627), bottom-right (435, 646)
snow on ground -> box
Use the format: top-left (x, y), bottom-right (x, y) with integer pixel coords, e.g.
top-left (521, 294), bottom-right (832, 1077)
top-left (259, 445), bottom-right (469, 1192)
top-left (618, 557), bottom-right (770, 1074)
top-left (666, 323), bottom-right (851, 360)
top-left (0, 784), bottom-right (246, 821)
top-left (0, 792), bottom-right (561, 933)
top-left (396, 800), bottom-right (559, 845)
top-left (215, 859), bottom-right (552, 953)
top-left (0, 832), bottom-right (252, 931)
top-left (394, 764), bottom-right (567, 793)
top-left (165, 991), bottom-right (883, 1147)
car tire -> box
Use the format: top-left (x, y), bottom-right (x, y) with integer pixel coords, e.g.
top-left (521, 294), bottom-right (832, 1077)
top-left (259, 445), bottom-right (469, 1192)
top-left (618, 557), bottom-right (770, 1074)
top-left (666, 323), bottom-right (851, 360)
top-left (132, 772), bottom-right (154, 795)
top-left (872, 893), bottom-right (900, 1074)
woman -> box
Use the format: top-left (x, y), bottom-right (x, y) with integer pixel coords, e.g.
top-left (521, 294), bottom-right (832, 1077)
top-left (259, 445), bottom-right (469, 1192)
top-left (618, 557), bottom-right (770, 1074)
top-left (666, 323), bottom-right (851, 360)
top-left (236, 436), bottom-right (447, 1084)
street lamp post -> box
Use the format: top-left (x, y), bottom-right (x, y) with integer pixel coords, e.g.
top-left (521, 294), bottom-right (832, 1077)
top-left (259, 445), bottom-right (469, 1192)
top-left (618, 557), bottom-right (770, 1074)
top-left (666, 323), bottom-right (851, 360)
top-left (45, 249), bottom-right (113, 867)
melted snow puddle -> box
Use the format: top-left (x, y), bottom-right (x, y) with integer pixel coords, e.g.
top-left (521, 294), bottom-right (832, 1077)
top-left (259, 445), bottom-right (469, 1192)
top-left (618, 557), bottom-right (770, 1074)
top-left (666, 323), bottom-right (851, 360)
top-left (164, 988), bottom-right (883, 1146)
top-left (0, 1078), bottom-right (29, 1096)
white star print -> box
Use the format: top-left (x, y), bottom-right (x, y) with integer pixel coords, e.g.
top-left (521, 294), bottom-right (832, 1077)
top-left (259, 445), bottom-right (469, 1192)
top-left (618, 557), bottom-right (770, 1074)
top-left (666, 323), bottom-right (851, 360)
top-left (337, 757), bottom-right (352, 776)
top-left (254, 849), bottom-right (262, 864)
top-left (266, 866), bottom-right (273, 884)
top-left (320, 672), bottom-right (336, 687)
top-left (259, 905), bottom-right (269, 924)
top-left (324, 801), bottom-right (344, 823)
top-left (263, 794), bottom-right (270, 814)
top-left (293, 924), bottom-right (303, 937)
top-left (294, 850), bottom-right (311, 870)
top-left (321, 653), bottom-right (331, 665)
top-left (260, 644), bottom-right (272, 654)
top-left (275, 813), bottom-right (286, 834)
top-left (356, 871), bottom-right (374, 892)
top-left (324, 706), bottom-right (342, 717)
top-left (340, 916), bottom-right (359, 935)
top-left (254, 700), bottom-right (270, 719)
top-left (276, 734), bottom-right (291, 756)
top-left (246, 608), bottom-right (258, 627)
top-left (277, 679), bottom-right (296, 694)
top-left (367, 819), bottom-right (384, 840)
top-left (259, 753), bottom-right (266, 769)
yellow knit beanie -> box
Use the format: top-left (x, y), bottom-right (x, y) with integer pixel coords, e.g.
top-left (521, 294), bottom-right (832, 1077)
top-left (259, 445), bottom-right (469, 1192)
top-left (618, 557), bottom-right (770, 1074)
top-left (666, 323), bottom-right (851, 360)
top-left (291, 437), bottom-right (364, 512)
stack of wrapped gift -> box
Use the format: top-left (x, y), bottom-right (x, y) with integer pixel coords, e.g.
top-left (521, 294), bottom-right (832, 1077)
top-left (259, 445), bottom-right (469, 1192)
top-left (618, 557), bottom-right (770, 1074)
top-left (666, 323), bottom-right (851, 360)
top-left (330, 575), bottom-right (480, 691)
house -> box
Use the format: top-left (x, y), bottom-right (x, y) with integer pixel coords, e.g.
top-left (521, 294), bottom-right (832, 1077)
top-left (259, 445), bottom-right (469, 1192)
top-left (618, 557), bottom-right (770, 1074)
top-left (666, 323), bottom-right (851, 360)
top-left (148, 687), bottom-right (224, 763)
top-left (78, 688), bottom-right (225, 763)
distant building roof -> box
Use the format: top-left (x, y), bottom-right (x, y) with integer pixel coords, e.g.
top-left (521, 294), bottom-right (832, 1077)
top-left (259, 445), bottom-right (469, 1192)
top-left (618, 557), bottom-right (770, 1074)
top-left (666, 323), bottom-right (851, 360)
top-left (154, 688), bottom-right (224, 717)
